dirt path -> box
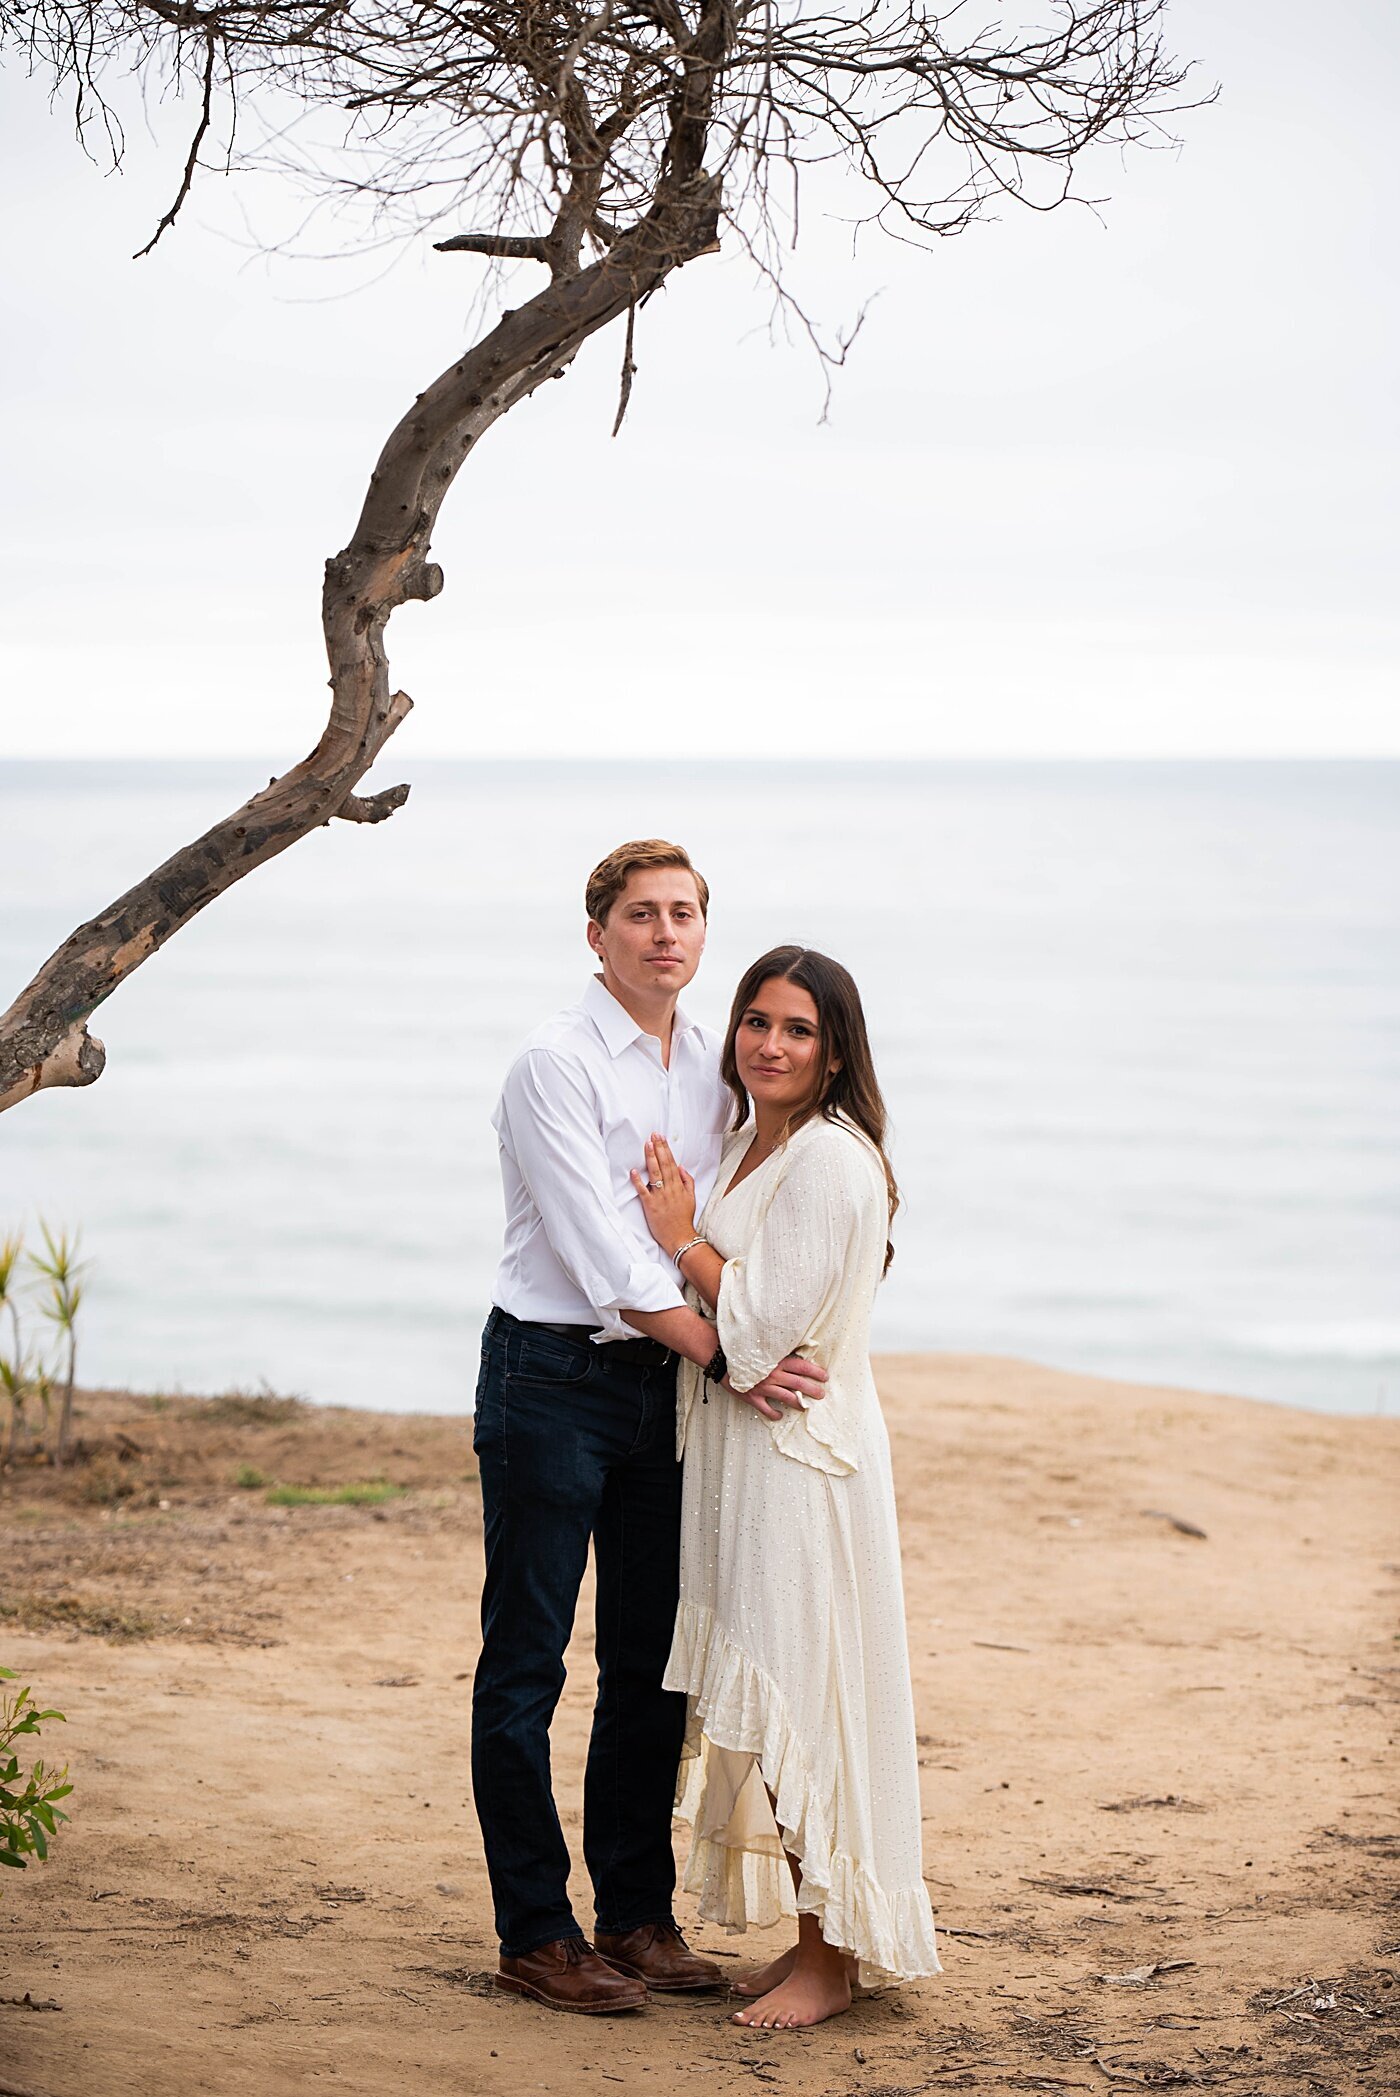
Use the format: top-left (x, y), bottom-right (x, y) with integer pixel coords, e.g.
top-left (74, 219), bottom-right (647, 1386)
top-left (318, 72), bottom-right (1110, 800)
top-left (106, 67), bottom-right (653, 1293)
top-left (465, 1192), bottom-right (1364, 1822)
top-left (2, 1359), bottom-right (1396, 2095)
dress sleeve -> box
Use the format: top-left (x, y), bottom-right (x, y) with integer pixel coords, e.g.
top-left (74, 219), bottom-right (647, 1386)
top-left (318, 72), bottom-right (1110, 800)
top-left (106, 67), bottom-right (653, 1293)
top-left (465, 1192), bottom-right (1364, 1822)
top-left (498, 1048), bottom-right (685, 1320)
top-left (717, 1129), bottom-right (883, 1477)
top-left (716, 1127), bottom-right (874, 1386)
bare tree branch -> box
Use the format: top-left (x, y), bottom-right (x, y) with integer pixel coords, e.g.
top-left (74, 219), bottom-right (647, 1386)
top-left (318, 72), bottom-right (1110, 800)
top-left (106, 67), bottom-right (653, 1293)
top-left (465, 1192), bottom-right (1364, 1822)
top-left (333, 781), bottom-right (412, 822)
top-left (132, 23), bottom-right (217, 258)
top-left (0, 1018), bottom-right (107, 1116)
top-left (434, 232), bottom-right (550, 261)
top-left (611, 298), bottom-right (638, 436)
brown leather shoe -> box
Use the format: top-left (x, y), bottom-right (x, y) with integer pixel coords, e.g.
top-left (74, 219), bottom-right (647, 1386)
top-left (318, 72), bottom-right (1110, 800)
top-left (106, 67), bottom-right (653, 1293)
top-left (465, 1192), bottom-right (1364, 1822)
top-left (593, 1921), bottom-right (725, 1992)
top-left (497, 1935), bottom-right (649, 2014)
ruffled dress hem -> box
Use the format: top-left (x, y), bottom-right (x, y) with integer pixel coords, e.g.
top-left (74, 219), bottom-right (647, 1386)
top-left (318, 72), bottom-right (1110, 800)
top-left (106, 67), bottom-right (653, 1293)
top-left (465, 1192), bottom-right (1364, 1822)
top-left (666, 1600), bottom-right (941, 1987)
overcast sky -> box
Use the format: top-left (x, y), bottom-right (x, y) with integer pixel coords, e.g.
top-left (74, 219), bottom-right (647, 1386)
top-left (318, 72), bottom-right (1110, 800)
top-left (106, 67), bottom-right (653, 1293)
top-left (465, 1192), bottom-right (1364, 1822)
top-left (2, 0), bottom-right (1397, 762)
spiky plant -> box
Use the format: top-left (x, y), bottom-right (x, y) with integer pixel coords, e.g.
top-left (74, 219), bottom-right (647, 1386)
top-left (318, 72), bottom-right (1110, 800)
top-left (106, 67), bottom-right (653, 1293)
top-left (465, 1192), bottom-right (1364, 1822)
top-left (33, 1365), bottom-right (56, 1450)
top-left (30, 1226), bottom-right (85, 1468)
top-left (0, 1351), bottom-right (33, 1465)
top-left (0, 1231), bottom-right (23, 1372)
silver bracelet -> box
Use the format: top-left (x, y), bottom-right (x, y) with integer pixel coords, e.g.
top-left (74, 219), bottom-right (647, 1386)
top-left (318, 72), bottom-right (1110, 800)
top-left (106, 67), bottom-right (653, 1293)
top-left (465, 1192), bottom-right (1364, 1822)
top-left (672, 1235), bottom-right (707, 1271)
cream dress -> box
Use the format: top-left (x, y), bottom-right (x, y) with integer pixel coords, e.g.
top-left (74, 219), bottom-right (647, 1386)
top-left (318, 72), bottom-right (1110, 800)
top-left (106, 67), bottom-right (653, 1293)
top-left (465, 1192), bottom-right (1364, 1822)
top-left (664, 1113), bottom-right (940, 1986)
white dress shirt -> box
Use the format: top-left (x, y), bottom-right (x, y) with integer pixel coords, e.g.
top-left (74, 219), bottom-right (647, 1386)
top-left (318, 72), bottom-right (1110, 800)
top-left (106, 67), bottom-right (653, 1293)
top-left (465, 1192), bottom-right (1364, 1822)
top-left (491, 976), bottom-right (730, 1341)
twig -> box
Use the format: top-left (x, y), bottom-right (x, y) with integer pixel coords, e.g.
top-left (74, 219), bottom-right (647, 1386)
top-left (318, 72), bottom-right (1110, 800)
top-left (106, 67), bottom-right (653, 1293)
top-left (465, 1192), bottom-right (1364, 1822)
top-left (134, 30), bottom-right (217, 259)
top-left (1098, 1795), bottom-right (1203, 1813)
top-left (434, 233), bottom-right (549, 262)
top-left (611, 300), bottom-right (638, 436)
top-left (1097, 1959), bottom-right (1195, 1986)
top-left (1141, 1509), bottom-right (1207, 1539)
top-left (1023, 1876), bottom-right (1141, 1901)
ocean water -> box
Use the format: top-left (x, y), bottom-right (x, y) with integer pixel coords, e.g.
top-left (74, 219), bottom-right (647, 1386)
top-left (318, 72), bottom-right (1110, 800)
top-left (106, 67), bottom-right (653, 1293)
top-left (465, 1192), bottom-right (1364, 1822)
top-left (0, 760), bottom-right (1396, 1416)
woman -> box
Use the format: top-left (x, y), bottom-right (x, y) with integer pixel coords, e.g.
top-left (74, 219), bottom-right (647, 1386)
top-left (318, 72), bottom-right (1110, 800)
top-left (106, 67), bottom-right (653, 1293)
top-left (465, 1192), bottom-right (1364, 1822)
top-left (631, 945), bottom-right (939, 2030)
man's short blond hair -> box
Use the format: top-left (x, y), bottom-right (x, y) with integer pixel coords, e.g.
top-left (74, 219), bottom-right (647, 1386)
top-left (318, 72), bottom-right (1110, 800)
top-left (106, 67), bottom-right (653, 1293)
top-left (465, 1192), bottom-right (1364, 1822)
top-left (585, 840), bottom-right (710, 926)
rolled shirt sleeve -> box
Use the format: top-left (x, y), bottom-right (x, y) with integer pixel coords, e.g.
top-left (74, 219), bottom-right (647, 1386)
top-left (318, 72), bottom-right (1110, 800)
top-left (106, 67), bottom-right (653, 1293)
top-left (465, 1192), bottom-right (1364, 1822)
top-left (499, 1048), bottom-right (686, 1323)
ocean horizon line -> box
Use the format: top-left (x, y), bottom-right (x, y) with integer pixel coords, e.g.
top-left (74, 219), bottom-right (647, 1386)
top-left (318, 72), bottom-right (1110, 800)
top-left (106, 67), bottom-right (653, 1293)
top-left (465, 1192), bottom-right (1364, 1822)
top-left (7, 754), bottom-right (1400, 775)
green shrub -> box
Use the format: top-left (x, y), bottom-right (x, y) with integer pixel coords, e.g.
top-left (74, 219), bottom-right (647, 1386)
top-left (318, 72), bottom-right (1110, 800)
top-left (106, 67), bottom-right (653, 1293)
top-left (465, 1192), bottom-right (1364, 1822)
top-left (265, 1479), bottom-right (404, 1508)
top-left (234, 1464), bottom-right (267, 1490)
top-left (0, 1667), bottom-right (71, 1888)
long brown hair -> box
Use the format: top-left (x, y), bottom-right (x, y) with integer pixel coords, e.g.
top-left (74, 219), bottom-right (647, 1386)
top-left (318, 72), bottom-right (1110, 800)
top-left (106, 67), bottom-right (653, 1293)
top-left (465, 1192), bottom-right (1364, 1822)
top-left (720, 945), bottom-right (899, 1270)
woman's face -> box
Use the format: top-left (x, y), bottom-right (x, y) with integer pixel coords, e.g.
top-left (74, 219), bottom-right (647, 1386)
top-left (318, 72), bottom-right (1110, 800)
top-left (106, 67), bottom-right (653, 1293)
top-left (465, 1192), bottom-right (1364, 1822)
top-left (734, 976), bottom-right (832, 1118)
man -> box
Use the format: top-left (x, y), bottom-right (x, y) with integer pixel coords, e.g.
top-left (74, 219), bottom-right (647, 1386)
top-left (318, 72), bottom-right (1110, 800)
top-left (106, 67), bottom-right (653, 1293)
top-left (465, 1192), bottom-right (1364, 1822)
top-left (471, 839), bottom-right (826, 2015)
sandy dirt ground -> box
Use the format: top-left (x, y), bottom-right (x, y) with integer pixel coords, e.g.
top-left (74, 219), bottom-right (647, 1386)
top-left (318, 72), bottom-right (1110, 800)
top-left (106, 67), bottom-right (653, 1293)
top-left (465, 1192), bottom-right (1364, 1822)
top-left (1, 1357), bottom-right (1396, 2097)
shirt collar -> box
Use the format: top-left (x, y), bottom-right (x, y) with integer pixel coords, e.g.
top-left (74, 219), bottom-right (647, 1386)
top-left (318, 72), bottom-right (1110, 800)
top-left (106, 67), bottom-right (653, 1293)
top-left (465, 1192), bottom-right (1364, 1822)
top-left (584, 974), bottom-right (697, 1059)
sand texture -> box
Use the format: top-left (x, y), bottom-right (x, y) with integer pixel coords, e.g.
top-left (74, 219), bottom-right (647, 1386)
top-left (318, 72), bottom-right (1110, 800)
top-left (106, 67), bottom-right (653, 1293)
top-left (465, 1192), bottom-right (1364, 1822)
top-left (1, 1357), bottom-right (1396, 2096)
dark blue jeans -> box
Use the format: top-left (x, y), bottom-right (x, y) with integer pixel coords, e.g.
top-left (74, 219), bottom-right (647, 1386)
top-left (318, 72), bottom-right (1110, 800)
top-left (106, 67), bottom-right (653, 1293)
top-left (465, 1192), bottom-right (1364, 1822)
top-left (470, 1307), bottom-right (688, 1957)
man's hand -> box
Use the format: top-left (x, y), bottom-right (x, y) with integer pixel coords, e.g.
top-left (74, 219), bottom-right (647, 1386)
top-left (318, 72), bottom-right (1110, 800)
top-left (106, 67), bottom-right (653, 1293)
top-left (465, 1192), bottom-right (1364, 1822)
top-left (730, 1353), bottom-right (828, 1422)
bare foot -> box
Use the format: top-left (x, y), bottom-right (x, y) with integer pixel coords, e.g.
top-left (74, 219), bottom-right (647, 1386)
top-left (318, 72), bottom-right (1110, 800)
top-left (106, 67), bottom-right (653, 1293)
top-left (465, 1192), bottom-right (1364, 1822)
top-left (731, 1962), bottom-right (853, 2029)
top-left (734, 1945), bottom-right (797, 1997)
top-left (735, 1945), bottom-right (858, 1997)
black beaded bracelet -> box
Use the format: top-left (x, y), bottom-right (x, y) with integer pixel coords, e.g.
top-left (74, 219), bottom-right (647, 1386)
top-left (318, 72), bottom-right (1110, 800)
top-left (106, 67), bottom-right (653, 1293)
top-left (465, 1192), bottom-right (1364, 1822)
top-left (701, 1342), bottom-right (727, 1403)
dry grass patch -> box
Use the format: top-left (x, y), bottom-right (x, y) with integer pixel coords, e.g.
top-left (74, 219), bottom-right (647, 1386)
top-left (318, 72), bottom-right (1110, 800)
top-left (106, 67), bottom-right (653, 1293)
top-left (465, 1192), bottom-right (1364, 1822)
top-left (0, 1591), bottom-right (163, 1640)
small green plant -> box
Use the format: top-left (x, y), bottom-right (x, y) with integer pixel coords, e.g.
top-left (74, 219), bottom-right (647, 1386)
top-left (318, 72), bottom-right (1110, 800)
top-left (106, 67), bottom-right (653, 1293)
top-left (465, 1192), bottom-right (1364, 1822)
top-left (0, 1224), bottom-right (87, 1468)
top-left (0, 1234), bottom-right (34, 1464)
top-left (31, 1225), bottom-right (83, 1467)
top-left (0, 1351), bottom-right (34, 1464)
top-left (265, 1480), bottom-right (405, 1508)
top-left (234, 1464), bottom-right (267, 1490)
top-left (0, 1666), bottom-right (72, 1888)
top-left (0, 1234), bottom-right (22, 1356)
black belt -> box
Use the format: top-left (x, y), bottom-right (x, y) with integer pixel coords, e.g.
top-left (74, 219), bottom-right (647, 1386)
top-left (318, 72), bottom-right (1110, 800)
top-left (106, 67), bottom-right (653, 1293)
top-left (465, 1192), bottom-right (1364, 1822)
top-left (492, 1307), bottom-right (675, 1369)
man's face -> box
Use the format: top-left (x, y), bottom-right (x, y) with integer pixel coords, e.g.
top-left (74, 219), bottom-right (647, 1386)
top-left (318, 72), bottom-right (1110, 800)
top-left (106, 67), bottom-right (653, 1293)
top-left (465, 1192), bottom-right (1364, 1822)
top-left (587, 866), bottom-right (707, 1003)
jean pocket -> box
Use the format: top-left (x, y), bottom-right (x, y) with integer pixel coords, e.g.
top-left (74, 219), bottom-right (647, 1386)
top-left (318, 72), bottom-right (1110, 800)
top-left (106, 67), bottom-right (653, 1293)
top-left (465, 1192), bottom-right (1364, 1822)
top-left (472, 1357), bottom-right (503, 1454)
top-left (508, 1328), bottom-right (595, 1389)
